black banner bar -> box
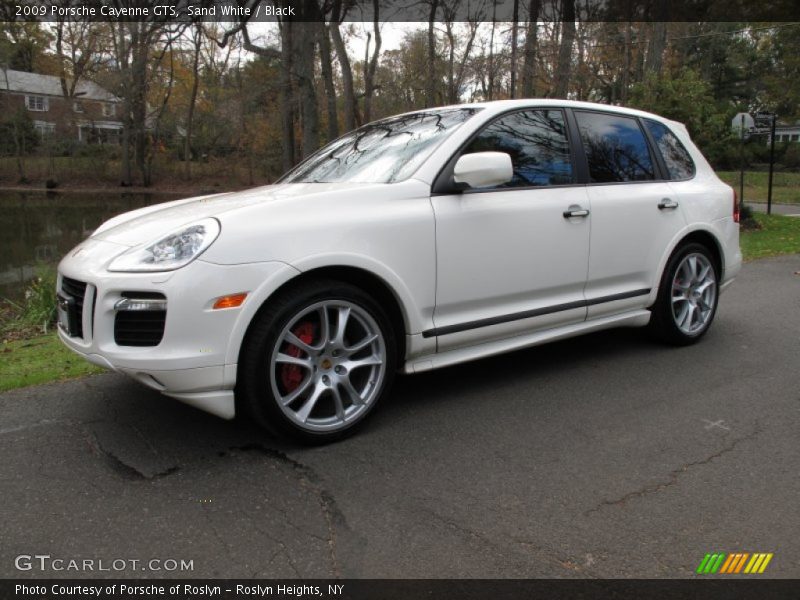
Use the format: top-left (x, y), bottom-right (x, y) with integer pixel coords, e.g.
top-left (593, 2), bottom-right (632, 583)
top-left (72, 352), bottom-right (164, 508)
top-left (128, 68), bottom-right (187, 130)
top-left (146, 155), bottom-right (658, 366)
top-left (3, 0), bottom-right (800, 22)
top-left (5, 579), bottom-right (800, 600)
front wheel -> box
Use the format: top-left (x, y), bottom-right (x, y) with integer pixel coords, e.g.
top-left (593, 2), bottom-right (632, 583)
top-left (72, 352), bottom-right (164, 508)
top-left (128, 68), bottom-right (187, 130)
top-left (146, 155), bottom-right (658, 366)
top-left (649, 243), bottom-right (719, 345)
top-left (238, 280), bottom-right (396, 443)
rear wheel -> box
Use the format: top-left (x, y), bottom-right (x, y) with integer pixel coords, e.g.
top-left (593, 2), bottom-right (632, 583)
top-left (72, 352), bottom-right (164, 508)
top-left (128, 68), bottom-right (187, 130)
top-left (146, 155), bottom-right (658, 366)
top-left (238, 280), bottom-right (396, 443)
top-left (649, 243), bottom-right (719, 345)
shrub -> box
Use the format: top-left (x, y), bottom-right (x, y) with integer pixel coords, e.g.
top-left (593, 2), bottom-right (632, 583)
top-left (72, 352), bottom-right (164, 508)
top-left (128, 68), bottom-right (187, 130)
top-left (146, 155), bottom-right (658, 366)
top-left (783, 144), bottom-right (800, 170)
top-left (0, 109), bottom-right (39, 157)
top-left (17, 265), bottom-right (57, 332)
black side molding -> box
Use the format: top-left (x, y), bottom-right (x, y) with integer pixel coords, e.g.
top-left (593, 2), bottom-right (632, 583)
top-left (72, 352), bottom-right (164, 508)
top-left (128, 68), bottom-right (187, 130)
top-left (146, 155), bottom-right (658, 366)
top-left (422, 288), bottom-right (651, 338)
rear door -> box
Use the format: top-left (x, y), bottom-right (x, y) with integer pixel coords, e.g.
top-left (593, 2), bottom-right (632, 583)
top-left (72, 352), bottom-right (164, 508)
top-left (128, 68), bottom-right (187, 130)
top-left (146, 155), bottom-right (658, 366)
top-left (573, 109), bottom-right (687, 319)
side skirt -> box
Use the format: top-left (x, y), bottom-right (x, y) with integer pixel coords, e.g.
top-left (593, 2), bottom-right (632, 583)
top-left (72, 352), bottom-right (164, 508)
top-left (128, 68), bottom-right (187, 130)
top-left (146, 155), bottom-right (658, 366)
top-left (403, 309), bottom-right (651, 374)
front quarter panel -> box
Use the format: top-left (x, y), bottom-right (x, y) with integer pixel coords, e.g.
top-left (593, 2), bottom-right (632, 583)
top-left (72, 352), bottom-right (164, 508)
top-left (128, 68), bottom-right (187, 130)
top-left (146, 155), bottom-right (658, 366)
top-left (201, 180), bottom-right (436, 336)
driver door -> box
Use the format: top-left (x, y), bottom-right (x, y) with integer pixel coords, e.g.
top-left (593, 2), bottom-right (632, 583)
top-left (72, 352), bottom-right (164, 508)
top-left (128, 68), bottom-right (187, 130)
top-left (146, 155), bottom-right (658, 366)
top-left (430, 108), bottom-right (591, 351)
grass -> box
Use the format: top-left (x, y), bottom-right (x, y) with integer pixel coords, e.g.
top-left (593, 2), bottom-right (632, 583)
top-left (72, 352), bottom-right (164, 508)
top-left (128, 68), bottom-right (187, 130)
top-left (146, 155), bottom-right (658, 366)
top-left (740, 213), bottom-right (800, 261)
top-left (717, 170), bottom-right (800, 205)
top-left (0, 334), bottom-right (104, 393)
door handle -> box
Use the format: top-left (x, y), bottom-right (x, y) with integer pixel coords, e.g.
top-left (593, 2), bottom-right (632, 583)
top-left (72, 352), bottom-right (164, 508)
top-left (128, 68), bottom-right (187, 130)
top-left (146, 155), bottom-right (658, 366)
top-left (563, 205), bottom-right (590, 218)
top-left (658, 198), bottom-right (679, 210)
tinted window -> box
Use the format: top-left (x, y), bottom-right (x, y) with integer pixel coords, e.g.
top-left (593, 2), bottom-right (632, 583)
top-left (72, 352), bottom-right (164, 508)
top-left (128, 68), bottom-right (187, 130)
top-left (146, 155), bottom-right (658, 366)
top-left (283, 108), bottom-right (477, 184)
top-left (463, 109), bottom-right (573, 188)
top-left (644, 120), bottom-right (696, 180)
top-left (575, 111), bottom-right (655, 183)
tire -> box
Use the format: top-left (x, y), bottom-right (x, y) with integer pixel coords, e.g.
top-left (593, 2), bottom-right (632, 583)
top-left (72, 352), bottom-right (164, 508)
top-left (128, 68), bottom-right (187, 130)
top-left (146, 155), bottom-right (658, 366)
top-left (649, 242), bottom-right (720, 346)
top-left (237, 279), bottom-right (397, 444)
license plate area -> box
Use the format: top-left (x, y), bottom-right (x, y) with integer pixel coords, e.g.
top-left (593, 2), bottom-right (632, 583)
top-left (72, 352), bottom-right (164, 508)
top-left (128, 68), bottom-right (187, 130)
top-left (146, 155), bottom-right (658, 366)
top-left (57, 293), bottom-right (81, 337)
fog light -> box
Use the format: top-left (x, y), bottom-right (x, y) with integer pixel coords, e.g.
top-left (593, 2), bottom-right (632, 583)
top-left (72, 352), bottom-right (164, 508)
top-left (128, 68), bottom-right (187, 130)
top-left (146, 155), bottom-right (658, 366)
top-left (115, 297), bottom-right (167, 311)
top-left (212, 293), bottom-right (248, 310)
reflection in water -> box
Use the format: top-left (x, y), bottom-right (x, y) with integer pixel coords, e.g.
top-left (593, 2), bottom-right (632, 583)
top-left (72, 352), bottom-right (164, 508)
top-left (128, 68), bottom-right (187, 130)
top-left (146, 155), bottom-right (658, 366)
top-left (0, 191), bottom-right (175, 300)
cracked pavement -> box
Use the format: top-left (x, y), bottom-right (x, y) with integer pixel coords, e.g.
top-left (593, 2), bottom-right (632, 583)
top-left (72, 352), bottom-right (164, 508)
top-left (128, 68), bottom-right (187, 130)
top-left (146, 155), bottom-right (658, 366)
top-left (1, 255), bottom-right (799, 578)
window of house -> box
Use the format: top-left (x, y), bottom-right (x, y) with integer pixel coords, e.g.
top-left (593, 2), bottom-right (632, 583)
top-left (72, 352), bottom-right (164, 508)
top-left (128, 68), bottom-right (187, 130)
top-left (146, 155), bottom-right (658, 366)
top-left (792, 134), bottom-right (800, 142)
top-left (643, 119), bottom-right (696, 180)
top-left (26, 95), bottom-right (48, 111)
top-left (102, 103), bottom-right (116, 117)
top-left (461, 109), bottom-right (574, 188)
top-left (575, 111), bottom-right (655, 183)
top-left (33, 121), bottom-right (55, 137)
top-left (73, 101), bottom-right (84, 113)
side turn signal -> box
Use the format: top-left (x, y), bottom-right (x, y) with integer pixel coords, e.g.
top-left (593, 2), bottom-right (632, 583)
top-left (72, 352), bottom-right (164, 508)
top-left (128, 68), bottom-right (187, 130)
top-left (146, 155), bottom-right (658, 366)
top-left (212, 293), bottom-right (248, 310)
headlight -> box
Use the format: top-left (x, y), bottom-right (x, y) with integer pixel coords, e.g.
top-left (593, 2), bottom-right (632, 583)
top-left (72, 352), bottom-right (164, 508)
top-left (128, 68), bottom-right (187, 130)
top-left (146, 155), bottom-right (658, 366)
top-left (108, 218), bottom-right (220, 272)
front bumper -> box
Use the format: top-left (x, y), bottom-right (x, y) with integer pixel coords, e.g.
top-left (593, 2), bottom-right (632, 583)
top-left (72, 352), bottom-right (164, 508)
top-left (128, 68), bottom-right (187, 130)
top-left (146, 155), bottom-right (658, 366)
top-left (57, 238), bottom-right (298, 419)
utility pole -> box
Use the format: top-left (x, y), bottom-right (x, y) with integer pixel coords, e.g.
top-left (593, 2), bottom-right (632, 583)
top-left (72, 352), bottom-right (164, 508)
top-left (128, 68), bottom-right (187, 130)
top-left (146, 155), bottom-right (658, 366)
top-left (767, 113), bottom-right (776, 215)
top-left (739, 114), bottom-right (746, 211)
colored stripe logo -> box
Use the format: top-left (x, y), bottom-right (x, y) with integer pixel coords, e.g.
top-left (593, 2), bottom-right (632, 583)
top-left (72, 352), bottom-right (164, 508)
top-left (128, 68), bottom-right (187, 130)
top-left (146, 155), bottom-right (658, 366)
top-left (696, 552), bottom-right (773, 574)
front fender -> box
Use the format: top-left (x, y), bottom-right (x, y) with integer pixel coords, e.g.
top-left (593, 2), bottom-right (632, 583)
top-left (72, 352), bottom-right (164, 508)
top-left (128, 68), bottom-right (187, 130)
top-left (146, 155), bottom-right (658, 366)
top-left (289, 252), bottom-right (431, 335)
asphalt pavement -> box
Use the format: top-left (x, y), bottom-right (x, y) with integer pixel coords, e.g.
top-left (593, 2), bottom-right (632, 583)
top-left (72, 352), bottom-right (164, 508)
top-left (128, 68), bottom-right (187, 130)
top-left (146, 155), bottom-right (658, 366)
top-left (748, 202), bottom-right (800, 216)
top-left (2, 255), bottom-right (799, 579)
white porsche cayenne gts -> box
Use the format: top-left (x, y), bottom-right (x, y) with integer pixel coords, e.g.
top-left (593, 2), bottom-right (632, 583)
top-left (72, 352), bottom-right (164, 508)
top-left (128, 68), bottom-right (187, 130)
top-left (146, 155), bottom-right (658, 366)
top-left (57, 100), bottom-right (741, 442)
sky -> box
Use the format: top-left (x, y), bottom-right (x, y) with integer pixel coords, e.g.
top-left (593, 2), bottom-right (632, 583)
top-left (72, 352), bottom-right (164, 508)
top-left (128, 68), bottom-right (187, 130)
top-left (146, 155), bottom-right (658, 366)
top-left (246, 21), bottom-right (415, 58)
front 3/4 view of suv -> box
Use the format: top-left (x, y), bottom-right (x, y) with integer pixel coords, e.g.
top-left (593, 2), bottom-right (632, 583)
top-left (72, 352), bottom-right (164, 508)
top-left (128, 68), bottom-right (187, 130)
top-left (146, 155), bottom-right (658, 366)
top-left (56, 100), bottom-right (741, 443)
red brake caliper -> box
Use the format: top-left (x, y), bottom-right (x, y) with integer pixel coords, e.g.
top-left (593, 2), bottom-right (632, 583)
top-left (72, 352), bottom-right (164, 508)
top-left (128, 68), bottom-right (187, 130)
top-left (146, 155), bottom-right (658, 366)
top-left (280, 321), bottom-right (314, 393)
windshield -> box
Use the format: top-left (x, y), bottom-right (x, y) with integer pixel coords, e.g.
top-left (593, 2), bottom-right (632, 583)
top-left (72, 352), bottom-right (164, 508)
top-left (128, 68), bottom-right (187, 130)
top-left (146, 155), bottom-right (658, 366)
top-left (281, 108), bottom-right (479, 184)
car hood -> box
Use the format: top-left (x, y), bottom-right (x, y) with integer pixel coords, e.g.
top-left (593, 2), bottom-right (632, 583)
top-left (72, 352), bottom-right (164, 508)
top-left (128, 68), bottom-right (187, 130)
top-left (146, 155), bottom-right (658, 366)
top-left (90, 182), bottom-right (389, 247)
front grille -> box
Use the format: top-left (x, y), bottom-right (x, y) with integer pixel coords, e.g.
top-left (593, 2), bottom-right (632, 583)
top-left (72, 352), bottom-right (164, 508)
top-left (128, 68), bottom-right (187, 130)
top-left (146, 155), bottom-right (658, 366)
top-left (114, 292), bottom-right (166, 347)
top-left (61, 276), bottom-right (87, 338)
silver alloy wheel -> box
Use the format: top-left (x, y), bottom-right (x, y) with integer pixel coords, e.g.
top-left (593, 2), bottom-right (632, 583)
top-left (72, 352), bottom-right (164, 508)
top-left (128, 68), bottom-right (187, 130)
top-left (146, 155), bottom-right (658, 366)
top-left (269, 300), bottom-right (387, 432)
top-left (671, 252), bottom-right (717, 335)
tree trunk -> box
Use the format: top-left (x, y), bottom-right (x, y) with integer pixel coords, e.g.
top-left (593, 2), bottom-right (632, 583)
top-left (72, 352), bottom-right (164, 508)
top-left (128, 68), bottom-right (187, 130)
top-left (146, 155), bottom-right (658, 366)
top-left (621, 21), bottom-right (631, 103)
top-left (113, 24), bottom-right (133, 186)
top-left (646, 19), bottom-right (667, 74)
top-left (278, 21), bottom-right (296, 171)
top-left (521, 0), bottom-right (540, 97)
top-left (487, 0), bottom-right (498, 100)
top-left (454, 21), bottom-right (480, 103)
top-left (363, 0), bottom-right (381, 123)
top-left (445, 22), bottom-right (456, 103)
top-left (510, 0), bottom-right (520, 98)
top-left (554, 0), bottom-right (575, 98)
top-left (426, 0), bottom-right (438, 107)
top-left (240, 22), bottom-right (293, 170)
top-left (130, 24), bottom-right (150, 186)
top-left (55, 22), bottom-right (69, 99)
top-left (2, 68), bottom-right (27, 182)
top-left (330, 0), bottom-right (357, 131)
top-left (184, 25), bottom-right (202, 180)
top-left (316, 20), bottom-right (339, 141)
top-left (294, 19), bottom-right (319, 158)
top-left (12, 117), bottom-right (26, 182)
top-left (144, 42), bottom-right (174, 188)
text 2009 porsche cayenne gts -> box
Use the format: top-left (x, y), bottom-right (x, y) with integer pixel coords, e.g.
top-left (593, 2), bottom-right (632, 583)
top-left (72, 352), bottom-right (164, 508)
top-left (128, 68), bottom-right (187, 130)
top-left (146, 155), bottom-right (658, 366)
top-left (57, 100), bottom-right (741, 442)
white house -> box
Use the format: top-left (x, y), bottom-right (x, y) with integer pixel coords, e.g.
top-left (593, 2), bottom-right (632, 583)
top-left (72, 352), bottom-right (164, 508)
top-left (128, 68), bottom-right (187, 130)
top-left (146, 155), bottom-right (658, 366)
top-left (772, 124), bottom-right (800, 144)
top-left (731, 112), bottom-right (800, 144)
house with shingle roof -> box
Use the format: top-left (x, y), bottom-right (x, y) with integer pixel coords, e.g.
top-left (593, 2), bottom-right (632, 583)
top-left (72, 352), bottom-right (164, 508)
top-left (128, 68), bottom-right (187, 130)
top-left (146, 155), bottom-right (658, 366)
top-left (0, 68), bottom-right (123, 143)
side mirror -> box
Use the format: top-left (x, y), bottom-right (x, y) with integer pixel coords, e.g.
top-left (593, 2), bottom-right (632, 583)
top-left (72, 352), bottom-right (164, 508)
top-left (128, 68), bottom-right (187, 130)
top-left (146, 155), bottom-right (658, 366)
top-left (452, 151), bottom-right (513, 189)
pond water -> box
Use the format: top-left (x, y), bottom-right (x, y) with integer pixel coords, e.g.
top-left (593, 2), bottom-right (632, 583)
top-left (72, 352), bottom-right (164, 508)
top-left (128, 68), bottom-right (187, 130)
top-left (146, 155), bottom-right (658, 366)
top-left (0, 191), bottom-right (178, 301)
